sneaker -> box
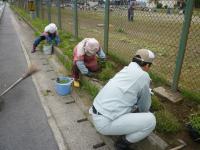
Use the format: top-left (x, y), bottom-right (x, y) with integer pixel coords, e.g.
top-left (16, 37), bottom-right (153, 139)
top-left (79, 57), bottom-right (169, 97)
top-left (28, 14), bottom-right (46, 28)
top-left (73, 81), bottom-right (80, 88)
top-left (31, 49), bottom-right (36, 53)
top-left (31, 46), bottom-right (36, 53)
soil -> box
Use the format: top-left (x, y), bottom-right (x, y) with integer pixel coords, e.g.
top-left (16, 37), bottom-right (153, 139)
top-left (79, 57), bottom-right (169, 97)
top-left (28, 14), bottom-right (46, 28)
top-left (154, 96), bottom-right (200, 150)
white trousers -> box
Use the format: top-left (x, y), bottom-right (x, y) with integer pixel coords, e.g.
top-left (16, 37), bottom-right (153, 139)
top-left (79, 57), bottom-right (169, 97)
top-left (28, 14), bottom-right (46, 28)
top-left (91, 112), bottom-right (156, 143)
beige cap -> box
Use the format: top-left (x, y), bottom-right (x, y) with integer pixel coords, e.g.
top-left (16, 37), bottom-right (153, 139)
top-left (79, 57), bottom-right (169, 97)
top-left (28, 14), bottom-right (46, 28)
top-left (135, 49), bottom-right (155, 63)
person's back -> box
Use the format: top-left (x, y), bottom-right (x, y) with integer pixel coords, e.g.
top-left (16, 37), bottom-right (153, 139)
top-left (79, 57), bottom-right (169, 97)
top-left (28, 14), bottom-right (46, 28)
top-left (128, 0), bottom-right (135, 9)
top-left (90, 49), bottom-right (156, 150)
top-left (93, 62), bottom-right (150, 120)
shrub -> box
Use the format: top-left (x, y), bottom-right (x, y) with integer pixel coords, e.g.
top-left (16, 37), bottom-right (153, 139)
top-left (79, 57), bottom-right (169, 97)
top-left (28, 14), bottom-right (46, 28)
top-left (155, 110), bottom-right (181, 133)
top-left (117, 28), bottom-right (125, 33)
top-left (98, 61), bottom-right (116, 82)
top-left (189, 113), bottom-right (200, 134)
top-left (157, 3), bottom-right (163, 9)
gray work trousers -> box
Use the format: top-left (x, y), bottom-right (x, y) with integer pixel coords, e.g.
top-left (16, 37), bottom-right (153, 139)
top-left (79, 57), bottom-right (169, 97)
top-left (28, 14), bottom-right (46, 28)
top-left (90, 109), bottom-right (156, 143)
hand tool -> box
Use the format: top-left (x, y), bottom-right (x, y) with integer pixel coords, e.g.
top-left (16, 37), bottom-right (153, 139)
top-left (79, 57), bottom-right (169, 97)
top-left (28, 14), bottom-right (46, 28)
top-left (0, 64), bottom-right (39, 111)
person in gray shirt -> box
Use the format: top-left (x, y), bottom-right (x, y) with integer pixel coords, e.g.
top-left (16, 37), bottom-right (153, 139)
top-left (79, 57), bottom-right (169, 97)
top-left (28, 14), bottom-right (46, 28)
top-left (128, 0), bottom-right (136, 21)
top-left (90, 49), bottom-right (156, 150)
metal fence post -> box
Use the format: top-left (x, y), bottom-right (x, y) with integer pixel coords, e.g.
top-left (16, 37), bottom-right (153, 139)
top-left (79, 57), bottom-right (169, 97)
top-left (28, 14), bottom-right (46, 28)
top-left (47, 0), bottom-right (51, 23)
top-left (172, 0), bottom-right (194, 91)
top-left (104, 0), bottom-right (110, 54)
top-left (35, 0), bottom-right (39, 18)
top-left (57, 0), bottom-right (61, 29)
top-left (72, 0), bottom-right (78, 39)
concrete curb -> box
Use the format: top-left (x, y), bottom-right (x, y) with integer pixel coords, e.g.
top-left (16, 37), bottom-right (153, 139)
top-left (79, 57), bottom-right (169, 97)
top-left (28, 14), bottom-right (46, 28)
top-left (10, 7), bottom-right (67, 150)
top-left (54, 47), bottom-right (169, 150)
top-left (12, 7), bottom-right (169, 150)
top-left (0, 2), bottom-right (5, 22)
top-left (20, 40), bottom-right (67, 150)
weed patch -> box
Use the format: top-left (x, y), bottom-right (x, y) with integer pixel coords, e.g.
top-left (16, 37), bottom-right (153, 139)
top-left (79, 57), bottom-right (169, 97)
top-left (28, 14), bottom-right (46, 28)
top-left (155, 110), bottom-right (181, 134)
top-left (151, 95), bottom-right (164, 112)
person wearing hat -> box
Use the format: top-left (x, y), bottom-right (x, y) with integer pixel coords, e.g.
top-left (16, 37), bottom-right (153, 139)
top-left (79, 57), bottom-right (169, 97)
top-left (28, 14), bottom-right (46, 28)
top-left (89, 49), bottom-right (156, 150)
top-left (72, 38), bottom-right (106, 87)
top-left (31, 23), bottom-right (60, 53)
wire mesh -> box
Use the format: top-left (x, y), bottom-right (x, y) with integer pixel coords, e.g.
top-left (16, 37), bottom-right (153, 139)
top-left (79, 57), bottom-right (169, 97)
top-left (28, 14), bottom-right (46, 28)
top-left (179, 1), bottom-right (200, 97)
top-left (108, 0), bottom-right (184, 86)
top-left (77, 0), bottom-right (104, 48)
top-left (51, 0), bottom-right (57, 25)
top-left (60, 2), bottom-right (73, 33)
top-left (41, 0), bottom-right (49, 22)
top-left (15, 0), bottom-right (200, 99)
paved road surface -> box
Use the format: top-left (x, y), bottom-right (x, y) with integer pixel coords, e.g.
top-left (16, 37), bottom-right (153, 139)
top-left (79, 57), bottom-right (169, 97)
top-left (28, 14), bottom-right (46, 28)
top-left (0, 5), bottom-right (58, 150)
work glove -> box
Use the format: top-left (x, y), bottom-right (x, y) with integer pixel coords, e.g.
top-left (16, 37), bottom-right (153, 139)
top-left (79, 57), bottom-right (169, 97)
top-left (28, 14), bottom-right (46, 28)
top-left (86, 72), bottom-right (94, 77)
top-left (149, 88), bottom-right (154, 95)
top-left (99, 58), bottom-right (106, 68)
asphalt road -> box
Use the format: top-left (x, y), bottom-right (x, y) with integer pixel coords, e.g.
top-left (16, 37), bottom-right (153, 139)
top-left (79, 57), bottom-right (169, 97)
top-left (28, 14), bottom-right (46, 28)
top-left (0, 6), bottom-right (58, 150)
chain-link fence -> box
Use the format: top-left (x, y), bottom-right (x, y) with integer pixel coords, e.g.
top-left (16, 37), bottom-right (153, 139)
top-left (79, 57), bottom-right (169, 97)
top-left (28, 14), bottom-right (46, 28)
top-left (13, 0), bottom-right (200, 100)
top-left (180, 1), bottom-right (200, 96)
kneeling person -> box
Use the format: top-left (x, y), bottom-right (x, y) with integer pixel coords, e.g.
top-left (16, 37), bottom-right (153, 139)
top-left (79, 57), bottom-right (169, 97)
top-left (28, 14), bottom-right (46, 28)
top-left (32, 23), bottom-right (60, 53)
top-left (72, 38), bottom-right (106, 87)
top-left (90, 49), bottom-right (156, 150)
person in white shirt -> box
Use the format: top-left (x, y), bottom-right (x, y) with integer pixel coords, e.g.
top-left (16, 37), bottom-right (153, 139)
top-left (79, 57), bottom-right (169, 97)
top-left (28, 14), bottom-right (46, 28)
top-left (32, 23), bottom-right (60, 53)
top-left (90, 49), bottom-right (156, 150)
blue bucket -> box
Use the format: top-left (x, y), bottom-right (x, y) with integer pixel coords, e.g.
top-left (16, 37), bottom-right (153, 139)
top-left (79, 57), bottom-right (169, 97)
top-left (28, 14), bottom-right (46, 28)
top-left (55, 76), bottom-right (74, 96)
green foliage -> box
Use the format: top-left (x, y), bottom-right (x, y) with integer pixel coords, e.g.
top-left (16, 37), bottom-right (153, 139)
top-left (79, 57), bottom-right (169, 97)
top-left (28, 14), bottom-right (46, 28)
top-left (189, 113), bottom-right (200, 134)
top-left (97, 61), bottom-right (116, 82)
top-left (117, 28), bottom-right (125, 33)
top-left (108, 51), bottom-right (128, 66)
top-left (149, 72), bottom-right (169, 86)
top-left (81, 79), bottom-right (99, 99)
top-left (151, 95), bottom-right (164, 111)
top-left (164, 5), bottom-right (168, 9)
top-left (195, 0), bottom-right (200, 8)
top-left (181, 89), bottom-right (200, 104)
top-left (155, 110), bottom-right (181, 134)
top-left (57, 79), bottom-right (69, 84)
top-left (157, 3), bottom-right (163, 9)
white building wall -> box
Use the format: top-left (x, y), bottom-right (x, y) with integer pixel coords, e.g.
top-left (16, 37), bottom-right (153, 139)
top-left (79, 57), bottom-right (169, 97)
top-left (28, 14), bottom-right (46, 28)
top-left (159, 0), bottom-right (177, 8)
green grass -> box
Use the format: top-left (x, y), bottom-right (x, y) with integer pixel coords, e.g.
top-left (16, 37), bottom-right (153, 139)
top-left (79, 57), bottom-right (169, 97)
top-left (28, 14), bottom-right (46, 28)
top-left (189, 113), bottom-right (200, 134)
top-left (97, 61), bottom-right (116, 82)
top-left (151, 95), bottom-right (164, 112)
top-left (155, 110), bottom-right (181, 134)
top-left (81, 79), bottom-right (99, 99)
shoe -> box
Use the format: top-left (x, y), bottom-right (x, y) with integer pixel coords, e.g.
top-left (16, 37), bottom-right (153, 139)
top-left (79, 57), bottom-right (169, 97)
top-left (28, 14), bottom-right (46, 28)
top-left (73, 81), bottom-right (80, 88)
top-left (31, 46), bottom-right (36, 53)
top-left (114, 136), bottom-right (132, 150)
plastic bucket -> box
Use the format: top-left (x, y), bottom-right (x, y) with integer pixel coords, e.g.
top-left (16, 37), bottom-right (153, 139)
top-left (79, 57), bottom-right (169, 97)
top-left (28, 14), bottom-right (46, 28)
top-left (55, 76), bottom-right (74, 96)
top-left (43, 44), bottom-right (52, 55)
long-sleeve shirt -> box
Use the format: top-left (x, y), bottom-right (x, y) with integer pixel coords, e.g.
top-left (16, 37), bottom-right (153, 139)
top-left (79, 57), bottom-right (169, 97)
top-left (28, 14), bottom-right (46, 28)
top-left (93, 62), bottom-right (151, 120)
top-left (76, 48), bottom-right (106, 75)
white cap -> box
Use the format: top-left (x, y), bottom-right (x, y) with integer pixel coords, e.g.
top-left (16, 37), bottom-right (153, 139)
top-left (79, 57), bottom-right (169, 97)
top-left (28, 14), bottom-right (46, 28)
top-left (85, 38), bottom-right (100, 55)
top-left (44, 23), bottom-right (57, 33)
top-left (135, 49), bottom-right (155, 63)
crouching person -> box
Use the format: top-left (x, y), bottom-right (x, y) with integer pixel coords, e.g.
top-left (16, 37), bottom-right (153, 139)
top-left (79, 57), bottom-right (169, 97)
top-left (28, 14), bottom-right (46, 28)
top-left (32, 23), bottom-right (60, 53)
top-left (72, 38), bottom-right (106, 87)
top-left (90, 49), bottom-right (156, 150)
